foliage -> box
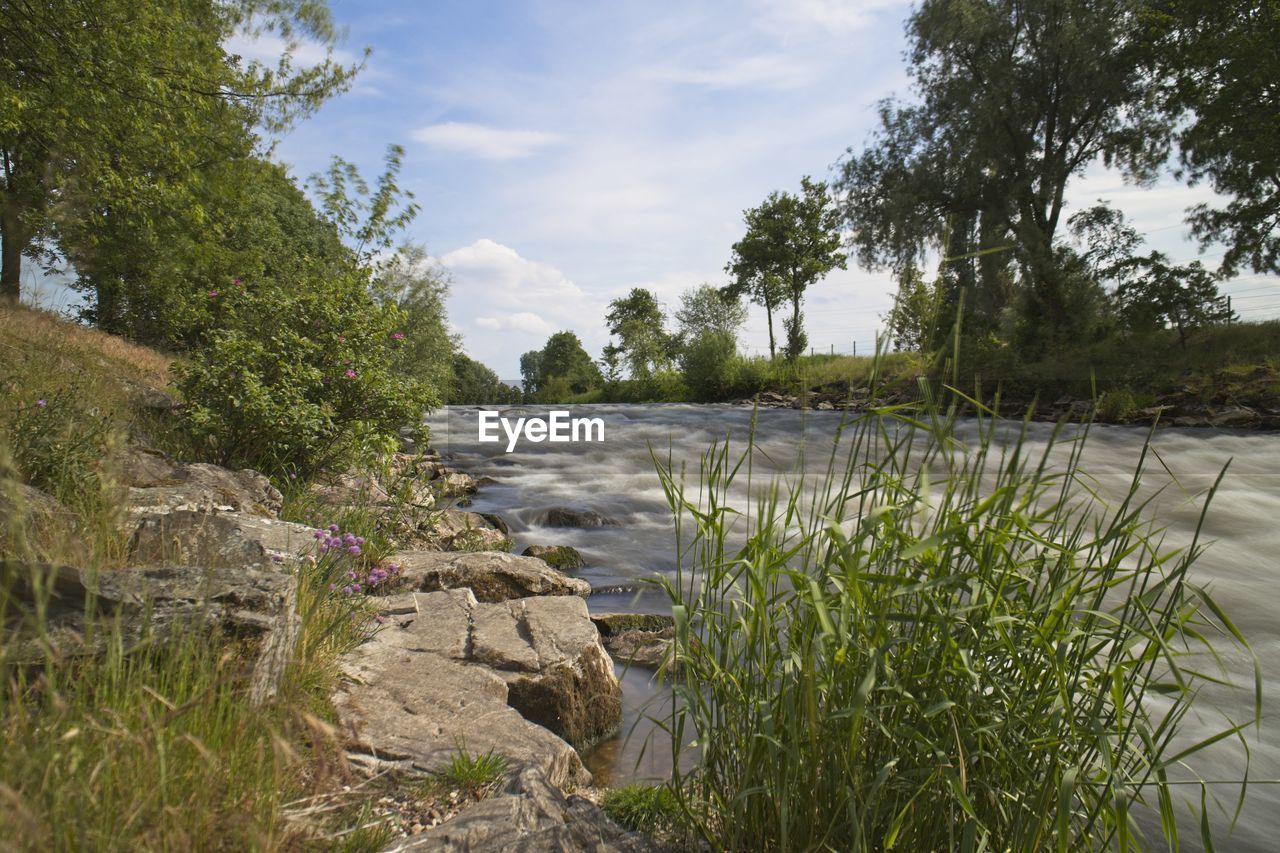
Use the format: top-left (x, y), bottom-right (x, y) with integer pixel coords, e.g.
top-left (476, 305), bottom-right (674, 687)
top-left (520, 331), bottom-right (602, 400)
top-left (0, 0), bottom-right (360, 302)
top-left (679, 330), bottom-right (742, 401)
top-left (605, 288), bottom-right (677, 380)
top-left (374, 243), bottom-right (458, 395)
top-left (1071, 204), bottom-right (1234, 345)
top-left (449, 353), bottom-right (521, 405)
top-left (1144, 0), bottom-right (1280, 276)
top-left (71, 157), bottom-right (350, 350)
top-left (726, 176), bottom-right (845, 361)
top-left (884, 266), bottom-right (942, 352)
top-left (835, 0), bottom-right (1168, 347)
top-left (655, 402), bottom-right (1258, 851)
top-left (174, 269), bottom-right (435, 478)
top-left (308, 145), bottom-right (419, 270)
top-left (674, 284), bottom-right (748, 342)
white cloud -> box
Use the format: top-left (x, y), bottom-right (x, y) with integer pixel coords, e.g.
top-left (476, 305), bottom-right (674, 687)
top-left (756, 0), bottom-right (913, 34)
top-left (646, 54), bottom-right (816, 91)
top-left (224, 32), bottom-right (358, 69)
top-left (475, 312), bottom-right (554, 334)
top-left (440, 239), bottom-right (608, 375)
top-left (411, 122), bottom-right (563, 160)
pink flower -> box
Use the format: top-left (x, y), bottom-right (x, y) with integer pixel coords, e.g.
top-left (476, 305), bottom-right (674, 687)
top-left (392, 332), bottom-right (405, 341)
top-left (207, 290), bottom-right (218, 297)
top-left (232, 278), bottom-right (241, 285)
top-left (345, 369), bottom-right (356, 379)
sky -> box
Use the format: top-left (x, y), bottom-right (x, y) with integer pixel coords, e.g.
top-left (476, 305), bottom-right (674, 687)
top-left (28, 0), bottom-right (1280, 378)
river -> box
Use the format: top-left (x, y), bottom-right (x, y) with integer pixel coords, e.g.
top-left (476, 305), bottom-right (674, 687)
top-left (425, 403), bottom-right (1280, 850)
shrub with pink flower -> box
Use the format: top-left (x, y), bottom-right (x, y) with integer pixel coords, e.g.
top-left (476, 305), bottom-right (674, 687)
top-left (310, 523), bottom-right (401, 598)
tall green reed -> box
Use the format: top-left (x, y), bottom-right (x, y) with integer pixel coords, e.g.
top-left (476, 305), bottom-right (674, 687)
top-left (654, 389), bottom-right (1258, 851)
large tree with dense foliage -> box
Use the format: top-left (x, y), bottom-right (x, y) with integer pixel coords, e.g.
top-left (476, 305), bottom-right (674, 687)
top-left (726, 177), bottom-right (846, 361)
top-left (605, 288), bottom-right (676, 379)
top-left (1143, 0), bottom-right (1280, 276)
top-left (836, 0), bottom-right (1168, 349)
top-left (0, 0), bottom-right (359, 302)
top-left (520, 331), bottom-right (601, 399)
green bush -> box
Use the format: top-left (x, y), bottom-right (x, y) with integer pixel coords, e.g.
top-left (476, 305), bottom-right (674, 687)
top-left (679, 330), bottom-right (741, 401)
top-left (175, 269), bottom-right (436, 478)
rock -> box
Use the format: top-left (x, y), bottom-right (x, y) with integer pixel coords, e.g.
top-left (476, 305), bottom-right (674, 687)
top-left (393, 551), bottom-right (590, 602)
top-left (4, 561), bottom-right (298, 704)
top-left (816, 401), bottom-right (835, 411)
top-left (435, 471), bottom-right (479, 498)
top-left (410, 509), bottom-right (511, 552)
top-left (590, 613), bottom-right (673, 635)
top-left (387, 766), bottom-right (653, 852)
top-left (521, 544), bottom-right (585, 571)
top-left (310, 472), bottom-right (391, 509)
top-left (591, 613), bottom-right (676, 670)
top-left (542, 507), bottom-right (620, 528)
top-left (334, 590), bottom-right (620, 789)
top-left (604, 629), bottom-right (673, 669)
top-left (1211, 407), bottom-right (1259, 428)
top-left (0, 480), bottom-right (72, 545)
top-left (120, 449), bottom-right (282, 518)
top-left (474, 595), bottom-right (622, 748)
top-left (477, 512), bottom-right (511, 536)
top-left (127, 510), bottom-right (320, 568)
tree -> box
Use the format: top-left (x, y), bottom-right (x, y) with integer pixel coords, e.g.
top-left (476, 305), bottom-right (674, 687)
top-left (522, 331), bottom-right (601, 399)
top-left (1144, 0), bottom-right (1280, 276)
top-left (605, 288), bottom-right (676, 379)
top-left (1070, 204), bottom-right (1233, 345)
top-left (883, 267), bottom-right (942, 352)
top-left (374, 243), bottom-right (458, 396)
top-left (835, 0), bottom-right (1169, 350)
top-left (0, 0), bottom-right (360, 302)
top-left (449, 354), bottom-right (520, 405)
top-left (727, 177), bottom-right (846, 361)
top-left (519, 350), bottom-right (544, 397)
top-left (675, 284), bottom-right (748, 342)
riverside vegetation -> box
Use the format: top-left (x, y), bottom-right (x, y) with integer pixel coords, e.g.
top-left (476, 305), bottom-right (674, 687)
top-left (649, 387), bottom-right (1261, 850)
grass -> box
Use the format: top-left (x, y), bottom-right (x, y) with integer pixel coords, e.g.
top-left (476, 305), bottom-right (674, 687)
top-left (430, 747), bottom-right (511, 798)
top-left (0, 306), bottom-right (418, 849)
top-left (600, 783), bottom-right (683, 836)
top-left (652, 389), bottom-right (1260, 851)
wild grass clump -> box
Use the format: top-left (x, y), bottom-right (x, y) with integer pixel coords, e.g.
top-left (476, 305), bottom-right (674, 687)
top-left (654, 393), bottom-right (1258, 851)
top-left (431, 747), bottom-right (511, 798)
top-left (601, 783), bottom-right (683, 836)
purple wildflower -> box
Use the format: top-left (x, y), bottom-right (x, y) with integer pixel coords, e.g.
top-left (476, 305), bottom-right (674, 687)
top-left (36, 399), bottom-right (47, 408)
top-left (348, 545), bottom-right (362, 556)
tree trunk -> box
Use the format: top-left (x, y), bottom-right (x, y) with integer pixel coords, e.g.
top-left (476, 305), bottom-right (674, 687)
top-left (764, 300), bottom-right (776, 360)
top-left (1, 201), bottom-right (24, 302)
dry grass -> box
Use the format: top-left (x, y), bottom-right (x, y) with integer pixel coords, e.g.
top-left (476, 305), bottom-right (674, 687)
top-left (0, 303), bottom-right (173, 396)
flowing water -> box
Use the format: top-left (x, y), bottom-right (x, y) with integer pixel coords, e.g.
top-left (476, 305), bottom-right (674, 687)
top-left (426, 403), bottom-right (1280, 850)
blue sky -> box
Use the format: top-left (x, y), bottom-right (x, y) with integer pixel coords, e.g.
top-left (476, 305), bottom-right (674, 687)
top-left (29, 0), bottom-right (1278, 376)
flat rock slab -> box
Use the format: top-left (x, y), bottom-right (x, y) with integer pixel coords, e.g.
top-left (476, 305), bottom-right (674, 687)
top-left (385, 767), bottom-right (653, 852)
top-left (5, 561), bottom-right (298, 704)
top-left (335, 590), bottom-right (622, 792)
top-left (127, 510), bottom-right (320, 569)
top-left (394, 551), bottom-right (590, 602)
top-left (119, 448), bottom-right (282, 518)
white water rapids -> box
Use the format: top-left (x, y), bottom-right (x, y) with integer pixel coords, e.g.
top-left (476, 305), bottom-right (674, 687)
top-left (426, 404), bottom-right (1280, 850)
